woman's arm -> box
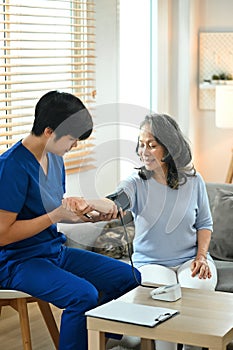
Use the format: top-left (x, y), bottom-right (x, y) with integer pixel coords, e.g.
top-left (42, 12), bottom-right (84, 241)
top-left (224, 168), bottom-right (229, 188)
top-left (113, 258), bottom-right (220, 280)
top-left (190, 229), bottom-right (212, 279)
top-left (62, 197), bottom-right (119, 217)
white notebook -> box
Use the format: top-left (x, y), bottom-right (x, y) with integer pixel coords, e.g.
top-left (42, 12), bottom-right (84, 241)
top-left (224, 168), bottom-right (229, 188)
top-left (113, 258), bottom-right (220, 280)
top-left (85, 300), bottom-right (179, 327)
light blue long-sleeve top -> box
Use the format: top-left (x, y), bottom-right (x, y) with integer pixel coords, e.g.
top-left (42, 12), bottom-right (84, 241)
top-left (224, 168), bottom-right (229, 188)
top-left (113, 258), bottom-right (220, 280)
top-left (117, 171), bottom-right (213, 268)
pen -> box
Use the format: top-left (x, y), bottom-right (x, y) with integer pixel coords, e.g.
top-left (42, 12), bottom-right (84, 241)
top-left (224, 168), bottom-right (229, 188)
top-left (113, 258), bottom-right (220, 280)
top-left (84, 213), bottom-right (92, 219)
top-left (155, 313), bottom-right (171, 322)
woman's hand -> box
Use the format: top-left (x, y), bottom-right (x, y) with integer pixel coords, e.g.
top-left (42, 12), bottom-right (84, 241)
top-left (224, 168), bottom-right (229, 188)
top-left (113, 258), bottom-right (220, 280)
top-left (192, 229), bottom-right (212, 279)
top-left (86, 209), bottom-right (120, 222)
top-left (191, 255), bottom-right (212, 279)
top-left (87, 198), bottom-right (118, 215)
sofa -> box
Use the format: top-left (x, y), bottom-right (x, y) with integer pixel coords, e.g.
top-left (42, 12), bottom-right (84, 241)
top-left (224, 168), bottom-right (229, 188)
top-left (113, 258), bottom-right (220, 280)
top-left (59, 182), bottom-right (233, 294)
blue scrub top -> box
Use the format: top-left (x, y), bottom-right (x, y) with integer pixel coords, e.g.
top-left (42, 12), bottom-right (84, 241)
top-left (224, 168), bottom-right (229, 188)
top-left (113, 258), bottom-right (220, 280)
top-left (0, 141), bottom-right (67, 282)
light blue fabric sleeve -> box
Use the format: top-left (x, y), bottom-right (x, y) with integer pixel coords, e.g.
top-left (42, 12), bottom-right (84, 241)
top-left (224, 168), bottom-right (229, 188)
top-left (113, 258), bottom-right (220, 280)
top-left (116, 171), bottom-right (147, 216)
top-left (194, 173), bottom-right (213, 231)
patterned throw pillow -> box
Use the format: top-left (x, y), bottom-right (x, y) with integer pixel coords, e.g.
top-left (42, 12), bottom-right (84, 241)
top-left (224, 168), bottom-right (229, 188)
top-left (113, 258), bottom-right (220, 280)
top-left (93, 218), bottom-right (135, 259)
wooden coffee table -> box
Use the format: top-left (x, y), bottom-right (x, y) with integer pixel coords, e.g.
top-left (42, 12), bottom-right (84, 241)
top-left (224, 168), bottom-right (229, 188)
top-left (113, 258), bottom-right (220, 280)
top-left (86, 285), bottom-right (233, 350)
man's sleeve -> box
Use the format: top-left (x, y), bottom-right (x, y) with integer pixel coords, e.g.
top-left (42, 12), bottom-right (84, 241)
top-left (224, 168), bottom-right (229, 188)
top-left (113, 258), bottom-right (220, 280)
top-left (0, 159), bottom-right (28, 213)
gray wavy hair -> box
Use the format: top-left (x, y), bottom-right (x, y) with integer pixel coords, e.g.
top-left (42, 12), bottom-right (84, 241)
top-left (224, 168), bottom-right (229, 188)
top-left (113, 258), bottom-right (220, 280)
top-left (135, 114), bottom-right (196, 189)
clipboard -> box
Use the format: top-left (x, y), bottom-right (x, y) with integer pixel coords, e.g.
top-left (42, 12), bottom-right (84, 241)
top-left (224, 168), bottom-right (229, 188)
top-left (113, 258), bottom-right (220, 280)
top-left (85, 300), bottom-right (179, 327)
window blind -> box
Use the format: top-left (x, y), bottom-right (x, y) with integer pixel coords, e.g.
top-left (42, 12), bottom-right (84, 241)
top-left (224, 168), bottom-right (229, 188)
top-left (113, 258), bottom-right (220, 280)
top-left (0, 0), bottom-right (96, 174)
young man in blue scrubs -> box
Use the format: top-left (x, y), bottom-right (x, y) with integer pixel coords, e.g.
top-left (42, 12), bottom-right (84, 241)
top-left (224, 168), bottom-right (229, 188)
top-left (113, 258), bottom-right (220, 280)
top-left (0, 91), bottom-right (141, 350)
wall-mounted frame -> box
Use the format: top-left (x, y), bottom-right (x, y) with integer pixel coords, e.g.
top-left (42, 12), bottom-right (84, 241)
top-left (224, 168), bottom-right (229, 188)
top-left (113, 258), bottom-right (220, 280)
top-left (199, 32), bottom-right (233, 110)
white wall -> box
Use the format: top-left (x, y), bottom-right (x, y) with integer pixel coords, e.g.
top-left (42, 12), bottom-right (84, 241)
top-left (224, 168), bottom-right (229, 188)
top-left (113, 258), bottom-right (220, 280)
top-left (66, 0), bottom-right (233, 197)
top-left (119, 0), bottom-right (233, 183)
top-left (156, 0), bottom-right (233, 183)
top-left (118, 0), bottom-right (152, 180)
top-left (66, 0), bottom-right (154, 198)
top-left (194, 0), bottom-right (233, 182)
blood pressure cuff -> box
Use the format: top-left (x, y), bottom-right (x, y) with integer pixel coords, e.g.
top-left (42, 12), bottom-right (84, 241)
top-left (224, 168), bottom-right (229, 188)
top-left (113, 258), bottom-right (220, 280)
top-left (106, 189), bottom-right (130, 211)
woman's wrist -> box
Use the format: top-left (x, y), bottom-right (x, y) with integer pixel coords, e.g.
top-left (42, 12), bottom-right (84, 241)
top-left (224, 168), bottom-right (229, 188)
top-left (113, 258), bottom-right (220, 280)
top-left (196, 252), bottom-right (207, 260)
top-left (88, 198), bottom-right (115, 214)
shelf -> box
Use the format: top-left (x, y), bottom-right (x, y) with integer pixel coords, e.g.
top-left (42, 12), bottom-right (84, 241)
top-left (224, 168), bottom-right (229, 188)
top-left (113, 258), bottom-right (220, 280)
top-left (199, 32), bottom-right (233, 109)
top-left (199, 83), bottom-right (216, 90)
top-left (199, 82), bottom-right (233, 90)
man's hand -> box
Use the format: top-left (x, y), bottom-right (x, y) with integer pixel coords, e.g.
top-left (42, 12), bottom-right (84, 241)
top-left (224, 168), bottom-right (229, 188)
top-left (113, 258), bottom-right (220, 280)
top-left (61, 197), bottom-right (119, 221)
top-left (61, 197), bottom-right (94, 221)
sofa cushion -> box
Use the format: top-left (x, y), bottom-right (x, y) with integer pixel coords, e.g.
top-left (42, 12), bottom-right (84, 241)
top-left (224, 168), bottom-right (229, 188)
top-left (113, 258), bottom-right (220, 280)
top-left (58, 221), bottom-right (107, 250)
top-left (214, 260), bottom-right (233, 293)
top-left (206, 182), bottom-right (233, 212)
top-left (209, 188), bottom-right (233, 261)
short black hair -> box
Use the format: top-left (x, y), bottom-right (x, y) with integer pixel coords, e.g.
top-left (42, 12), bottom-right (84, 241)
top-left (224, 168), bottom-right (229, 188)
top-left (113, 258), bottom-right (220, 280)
top-left (31, 90), bottom-right (93, 140)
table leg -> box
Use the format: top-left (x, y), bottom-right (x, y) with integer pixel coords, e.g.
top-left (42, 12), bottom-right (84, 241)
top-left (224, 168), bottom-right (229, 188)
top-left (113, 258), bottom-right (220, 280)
top-left (87, 330), bottom-right (105, 350)
top-left (141, 338), bottom-right (155, 350)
